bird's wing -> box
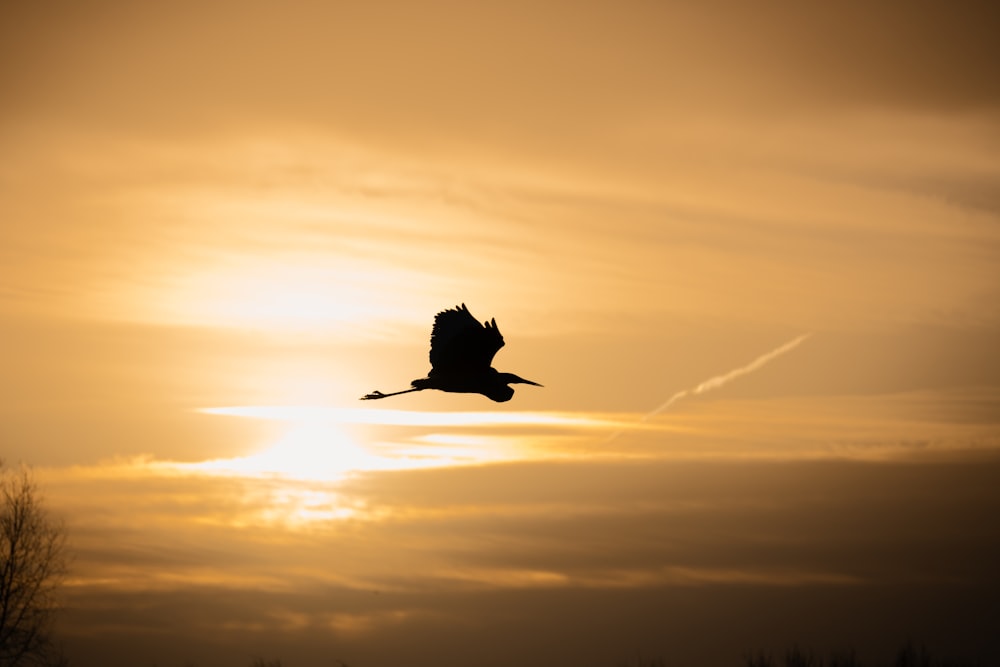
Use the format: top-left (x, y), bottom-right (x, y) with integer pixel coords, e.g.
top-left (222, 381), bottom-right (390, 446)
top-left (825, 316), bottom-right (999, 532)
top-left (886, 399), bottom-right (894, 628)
top-left (429, 303), bottom-right (505, 372)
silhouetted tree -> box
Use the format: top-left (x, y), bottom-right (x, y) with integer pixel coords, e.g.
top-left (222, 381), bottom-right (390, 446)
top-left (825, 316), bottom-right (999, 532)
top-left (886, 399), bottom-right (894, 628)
top-left (741, 642), bottom-right (983, 667)
top-left (827, 648), bottom-right (861, 667)
top-left (744, 651), bottom-right (776, 667)
top-left (618, 658), bottom-right (668, 667)
top-left (0, 463), bottom-right (67, 666)
top-left (785, 645), bottom-right (820, 667)
top-left (249, 659), bottom-right (282, 667)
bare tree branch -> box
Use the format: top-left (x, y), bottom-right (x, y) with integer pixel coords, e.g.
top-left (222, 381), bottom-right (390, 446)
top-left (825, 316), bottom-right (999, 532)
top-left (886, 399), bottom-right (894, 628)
top-left (0, 463), bottom-right (67, 667)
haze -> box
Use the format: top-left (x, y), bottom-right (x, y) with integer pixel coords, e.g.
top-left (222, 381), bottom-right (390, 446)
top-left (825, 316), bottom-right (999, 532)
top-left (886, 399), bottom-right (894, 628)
top-left (2, 2), bottom-right (999, 665)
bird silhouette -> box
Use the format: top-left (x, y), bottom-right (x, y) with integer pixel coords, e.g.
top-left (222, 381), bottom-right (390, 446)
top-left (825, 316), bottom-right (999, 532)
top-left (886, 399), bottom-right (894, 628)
top-left (361, 303), bottom-right (542, 402)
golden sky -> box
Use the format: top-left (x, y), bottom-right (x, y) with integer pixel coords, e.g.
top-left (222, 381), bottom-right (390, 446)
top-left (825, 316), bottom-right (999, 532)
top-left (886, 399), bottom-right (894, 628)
top-left (2, 2), bottom-right (999, 666)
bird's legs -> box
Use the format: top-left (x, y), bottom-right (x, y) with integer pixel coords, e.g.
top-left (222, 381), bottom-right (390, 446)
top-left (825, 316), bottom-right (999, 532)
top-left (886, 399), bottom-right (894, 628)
top-left (360, 387), bottom-right (423, 400)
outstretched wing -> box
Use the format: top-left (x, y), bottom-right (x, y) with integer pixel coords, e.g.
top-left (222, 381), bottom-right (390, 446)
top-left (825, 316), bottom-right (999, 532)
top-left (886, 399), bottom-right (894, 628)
top-left (428, 303), bottom-right (505, 373)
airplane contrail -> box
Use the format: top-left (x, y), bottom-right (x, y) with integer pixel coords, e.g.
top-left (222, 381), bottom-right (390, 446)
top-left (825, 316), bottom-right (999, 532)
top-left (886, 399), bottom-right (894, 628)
top-left (606, 333), bottom-right (813, 443)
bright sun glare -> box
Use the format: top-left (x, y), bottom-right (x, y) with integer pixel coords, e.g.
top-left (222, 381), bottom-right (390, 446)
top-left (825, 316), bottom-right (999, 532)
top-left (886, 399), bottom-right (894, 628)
top-left (187, 406), bottom-right (584, 482)
top-left (173, 407), bottom-right (539, 527)
top-left (192, 419), bottom-right (386, 481)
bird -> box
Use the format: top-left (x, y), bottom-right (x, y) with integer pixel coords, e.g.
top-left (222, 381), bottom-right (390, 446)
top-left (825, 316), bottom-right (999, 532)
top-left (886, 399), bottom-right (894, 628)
top-left (361, 303), bottom-right (542, 402)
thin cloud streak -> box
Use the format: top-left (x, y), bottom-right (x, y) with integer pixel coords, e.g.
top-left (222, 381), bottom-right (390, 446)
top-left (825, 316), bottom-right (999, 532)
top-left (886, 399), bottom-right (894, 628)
top-left (438, 564), bottom-right (864, 591)
top-left (608, 333), bottom-right (813, 444)
top-left (693, 333), bottom-right (813, 395)
top-left (198, 406), bottom-right (611, 428)
top-left (648, 333), bottom-right (813, 417)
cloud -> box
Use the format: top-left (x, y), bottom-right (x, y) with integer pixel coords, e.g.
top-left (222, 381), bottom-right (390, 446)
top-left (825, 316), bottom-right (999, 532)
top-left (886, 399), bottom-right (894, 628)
top-left (685, 333), bottom-right (812, 399)
top-left (4, 2), bottom-right (999, 149)
top-left (198, 406), bottom-right (608, 428)
top-left (607, 333), bottom-right (812, 444)
top-left (45, 450), bottom-right (1000, 666)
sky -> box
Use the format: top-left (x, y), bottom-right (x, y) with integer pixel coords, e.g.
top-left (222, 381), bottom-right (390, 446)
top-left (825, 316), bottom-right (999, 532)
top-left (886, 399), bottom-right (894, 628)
top-left (2, 2), bottom-right (999, 665)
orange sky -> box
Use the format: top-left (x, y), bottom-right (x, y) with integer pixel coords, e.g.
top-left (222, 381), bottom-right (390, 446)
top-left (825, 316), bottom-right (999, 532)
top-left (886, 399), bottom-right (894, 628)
top-left (2, 2), bottom-right (999, 666)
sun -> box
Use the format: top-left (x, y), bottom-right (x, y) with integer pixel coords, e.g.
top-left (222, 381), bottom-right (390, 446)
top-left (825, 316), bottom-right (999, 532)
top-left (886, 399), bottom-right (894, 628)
top-left (194, 419), bottom-right (381, 481)
top-left (190, 403), bottom-right (613, 487)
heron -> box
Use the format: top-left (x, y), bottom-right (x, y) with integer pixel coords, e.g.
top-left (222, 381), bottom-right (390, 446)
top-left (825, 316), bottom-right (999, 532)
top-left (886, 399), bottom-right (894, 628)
top-left (361, 303), bottom-right (542, 402)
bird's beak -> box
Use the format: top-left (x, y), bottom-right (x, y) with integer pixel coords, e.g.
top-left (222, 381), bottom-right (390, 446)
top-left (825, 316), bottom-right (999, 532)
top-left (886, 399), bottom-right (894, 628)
top-left (515, 377), bottom-right (543, 387)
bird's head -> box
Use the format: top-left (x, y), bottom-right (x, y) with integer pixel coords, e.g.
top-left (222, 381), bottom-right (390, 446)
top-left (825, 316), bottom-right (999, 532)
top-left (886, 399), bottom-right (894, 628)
top-left (484, 384), bottom-right (516, 402)
top-left (492, 372), bottom-right (542, 400)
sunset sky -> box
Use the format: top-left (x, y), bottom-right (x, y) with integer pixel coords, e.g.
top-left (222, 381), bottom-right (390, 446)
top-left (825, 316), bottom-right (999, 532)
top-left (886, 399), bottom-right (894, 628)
top-left (2, 2), bottom-right (999, 666)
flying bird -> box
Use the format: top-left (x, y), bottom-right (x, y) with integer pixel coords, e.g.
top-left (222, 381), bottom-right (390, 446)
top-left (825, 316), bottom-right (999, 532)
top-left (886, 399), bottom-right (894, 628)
top-left (361, 303), bottom-right (542, 402)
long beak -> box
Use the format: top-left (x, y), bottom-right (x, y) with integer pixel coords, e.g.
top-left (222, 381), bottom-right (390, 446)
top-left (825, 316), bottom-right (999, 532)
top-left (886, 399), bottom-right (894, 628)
top-left (515, 377), bottom-right (543, 387)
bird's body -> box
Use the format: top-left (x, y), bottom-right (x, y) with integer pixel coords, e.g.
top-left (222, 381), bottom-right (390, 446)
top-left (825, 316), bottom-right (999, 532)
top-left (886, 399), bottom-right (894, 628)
top-left (361, 303), bottom-right (541, 402)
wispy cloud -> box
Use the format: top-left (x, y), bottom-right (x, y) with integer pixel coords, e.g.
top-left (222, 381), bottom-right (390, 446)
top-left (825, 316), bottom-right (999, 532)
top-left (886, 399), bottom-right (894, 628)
top-left (442, 564), bottom-right (865, 590)
top-left (198, 406), bottom-right (609, 428)
top-left (607, 333), bottom-right (812, 443)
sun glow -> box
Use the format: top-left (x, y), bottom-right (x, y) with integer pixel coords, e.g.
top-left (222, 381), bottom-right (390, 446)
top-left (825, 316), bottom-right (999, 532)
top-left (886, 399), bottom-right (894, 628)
top-left (157, 261), bottom-right (417, 333)
top-left (191, 420), bottom-right (384, 481)
top-left (199, 405), bottom-right (610, 428)
top-left (186, 405), bottom-right (597, 483)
